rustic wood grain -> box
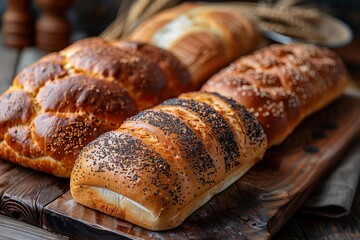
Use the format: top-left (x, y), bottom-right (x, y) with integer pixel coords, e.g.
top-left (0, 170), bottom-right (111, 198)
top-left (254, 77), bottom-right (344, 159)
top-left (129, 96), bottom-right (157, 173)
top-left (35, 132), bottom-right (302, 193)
top-left (41, 94), bottom-right (360, 240)
top-left (0, 160), bottom-right (32, 197)
top-left (0, 171), bottom-right (69, 227)
top-left (43, 192), bottom-right (138, 240)
top-left (273, 217), bottom-right (307, 240)
top-left (0, 214), bottom-right (68, 240)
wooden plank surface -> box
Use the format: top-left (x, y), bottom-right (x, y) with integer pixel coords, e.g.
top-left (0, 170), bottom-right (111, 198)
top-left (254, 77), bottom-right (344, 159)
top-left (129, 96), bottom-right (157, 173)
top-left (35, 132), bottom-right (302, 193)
top-left (0, 214), bottom-right (68, 240)
top-left (40, 94), bottom-right (360, 240)
top-left (0, 170), bottom-right (69, 227)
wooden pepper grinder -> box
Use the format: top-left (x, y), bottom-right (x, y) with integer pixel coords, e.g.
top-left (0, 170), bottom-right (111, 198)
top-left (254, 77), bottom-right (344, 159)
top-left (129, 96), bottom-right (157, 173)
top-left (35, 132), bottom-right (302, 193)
top-left (2, 0), bottom-right (34, 48)
top-left (35, 0), bottom-right (73, 52)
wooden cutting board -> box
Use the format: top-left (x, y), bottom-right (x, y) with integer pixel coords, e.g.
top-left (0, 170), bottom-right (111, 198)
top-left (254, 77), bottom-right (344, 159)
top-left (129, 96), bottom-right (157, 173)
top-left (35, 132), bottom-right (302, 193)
top-left (0, 93), bottom-right (360, 240)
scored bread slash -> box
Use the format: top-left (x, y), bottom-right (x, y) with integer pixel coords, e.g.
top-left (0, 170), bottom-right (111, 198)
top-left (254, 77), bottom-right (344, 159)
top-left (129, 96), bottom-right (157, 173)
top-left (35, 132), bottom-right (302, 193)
top-left (202, 43), bottom-right (349, 146)
top-left (71, 92), bottom-right (267, 230)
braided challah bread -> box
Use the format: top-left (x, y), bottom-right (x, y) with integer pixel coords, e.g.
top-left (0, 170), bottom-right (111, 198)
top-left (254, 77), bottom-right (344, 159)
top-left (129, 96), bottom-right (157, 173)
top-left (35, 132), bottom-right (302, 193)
top-left (70, 43), bottom-right (349, 230)
top-left (129, 2), bottom-right (259, 88)
top-left (0, 38), bottom-right (191, 177)
top-left (71, 92), bottom-right (267, 231)
top-left (202, 43), bottom-right (349, 146)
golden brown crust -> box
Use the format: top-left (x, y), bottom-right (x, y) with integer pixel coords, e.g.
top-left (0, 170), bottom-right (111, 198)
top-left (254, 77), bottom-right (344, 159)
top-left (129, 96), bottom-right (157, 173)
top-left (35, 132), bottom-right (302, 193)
top-left (0, 141), bottom-right (67, 176)
top-left (0, 37), bottom-right (190, 177)
top-left (71, 92), bottom-right (267, 230)
top-left (112, 40), bottom-right (192, 99)
top-left (201, 44), bottom-right (349, 146)
top-left (0, 89), bottom-right (35, 139)
top-left (36, 74), bottom-right (138, 126)
top-left (13, 54), bottom-right (67, 93)
top-left (5, 126), bottom-right (42, 158)
top-left (129, 3), bottom-right (259, 89)
top-left (62, 38), bottom-right (168, 110)
top-left (32, 113), bottom-right (111, 172)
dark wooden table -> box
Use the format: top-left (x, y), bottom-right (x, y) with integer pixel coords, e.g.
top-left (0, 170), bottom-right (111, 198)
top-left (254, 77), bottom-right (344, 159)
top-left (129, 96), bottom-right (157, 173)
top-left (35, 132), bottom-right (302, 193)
top-left (0, 35), bottom-right (360, 240)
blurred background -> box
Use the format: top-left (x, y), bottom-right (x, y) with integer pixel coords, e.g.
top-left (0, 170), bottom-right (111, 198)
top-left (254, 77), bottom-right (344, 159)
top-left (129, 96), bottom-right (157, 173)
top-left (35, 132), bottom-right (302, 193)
top-left (0, 0), bottom-right (360, 64)
top-left (0, 0), bottom-right (359, 39)
top-left (0, 0), bottom-right (360, 89)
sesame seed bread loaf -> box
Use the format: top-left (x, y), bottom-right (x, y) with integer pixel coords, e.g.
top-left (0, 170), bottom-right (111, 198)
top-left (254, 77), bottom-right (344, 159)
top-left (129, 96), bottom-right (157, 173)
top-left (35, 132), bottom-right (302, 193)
top-left (202, 44), bottom-right (349, 146)
top-left (71, 92), bottom-right (267, 230)
top-left (0, 38), bottom-right (191, 177)
top-left (70, 43), bottom-right (349, 231)
top-left (129, 2), bottom-right (259, 89)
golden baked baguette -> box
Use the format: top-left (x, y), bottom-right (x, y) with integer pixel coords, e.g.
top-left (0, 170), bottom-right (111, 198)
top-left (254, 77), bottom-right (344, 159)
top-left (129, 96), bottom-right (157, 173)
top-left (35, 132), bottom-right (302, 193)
top-left (129, 2), bottom-right (259, 88)
top-left (71, 92), bottom-right (267, 230)
top-left (0, 38), bottom-right (191, 177)
top-left (70, 43), bottom-right (349, 231)
top-left (202, 43), bottom-right (349, 146)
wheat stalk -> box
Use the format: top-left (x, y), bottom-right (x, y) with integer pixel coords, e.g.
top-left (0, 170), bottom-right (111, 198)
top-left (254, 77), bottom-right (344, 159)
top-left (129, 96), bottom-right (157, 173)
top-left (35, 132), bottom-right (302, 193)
top-left (100, 0), bottom-right (179, 40)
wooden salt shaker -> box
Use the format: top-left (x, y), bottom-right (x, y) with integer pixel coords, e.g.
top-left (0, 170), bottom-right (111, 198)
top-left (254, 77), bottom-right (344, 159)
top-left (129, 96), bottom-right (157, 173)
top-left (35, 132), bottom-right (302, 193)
top-left (35, 0), bottom-right (73, 52)
top-left (2, 0), bottom-right (34, 48)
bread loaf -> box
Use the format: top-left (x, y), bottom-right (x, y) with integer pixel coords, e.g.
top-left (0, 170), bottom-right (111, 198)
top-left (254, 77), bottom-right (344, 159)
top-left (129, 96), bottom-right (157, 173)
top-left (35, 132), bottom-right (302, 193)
top-left (129, 3), bottom-right (259, 88)
top-left (0, 38), bottom-right (190, 177)
top-left (0, 4), bottom-right (258, 177)
top-left (70, 44), bottom-right (349, 230)
top-left (202, 43), bottom-right (349, 146)
top-left (71, 92), bottom-right (267, 230)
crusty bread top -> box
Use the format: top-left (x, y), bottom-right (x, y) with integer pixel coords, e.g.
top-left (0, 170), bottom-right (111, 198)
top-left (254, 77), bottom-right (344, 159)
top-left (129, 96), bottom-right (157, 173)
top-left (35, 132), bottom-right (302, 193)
top-left (0, 38), bottom-right (190, 177)
top-left (129, 3), bottom-right (259, 88)
top-left (71, 91), bottom-right (267, 230)
top-left (202, 44), bottom-right (349, 146)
